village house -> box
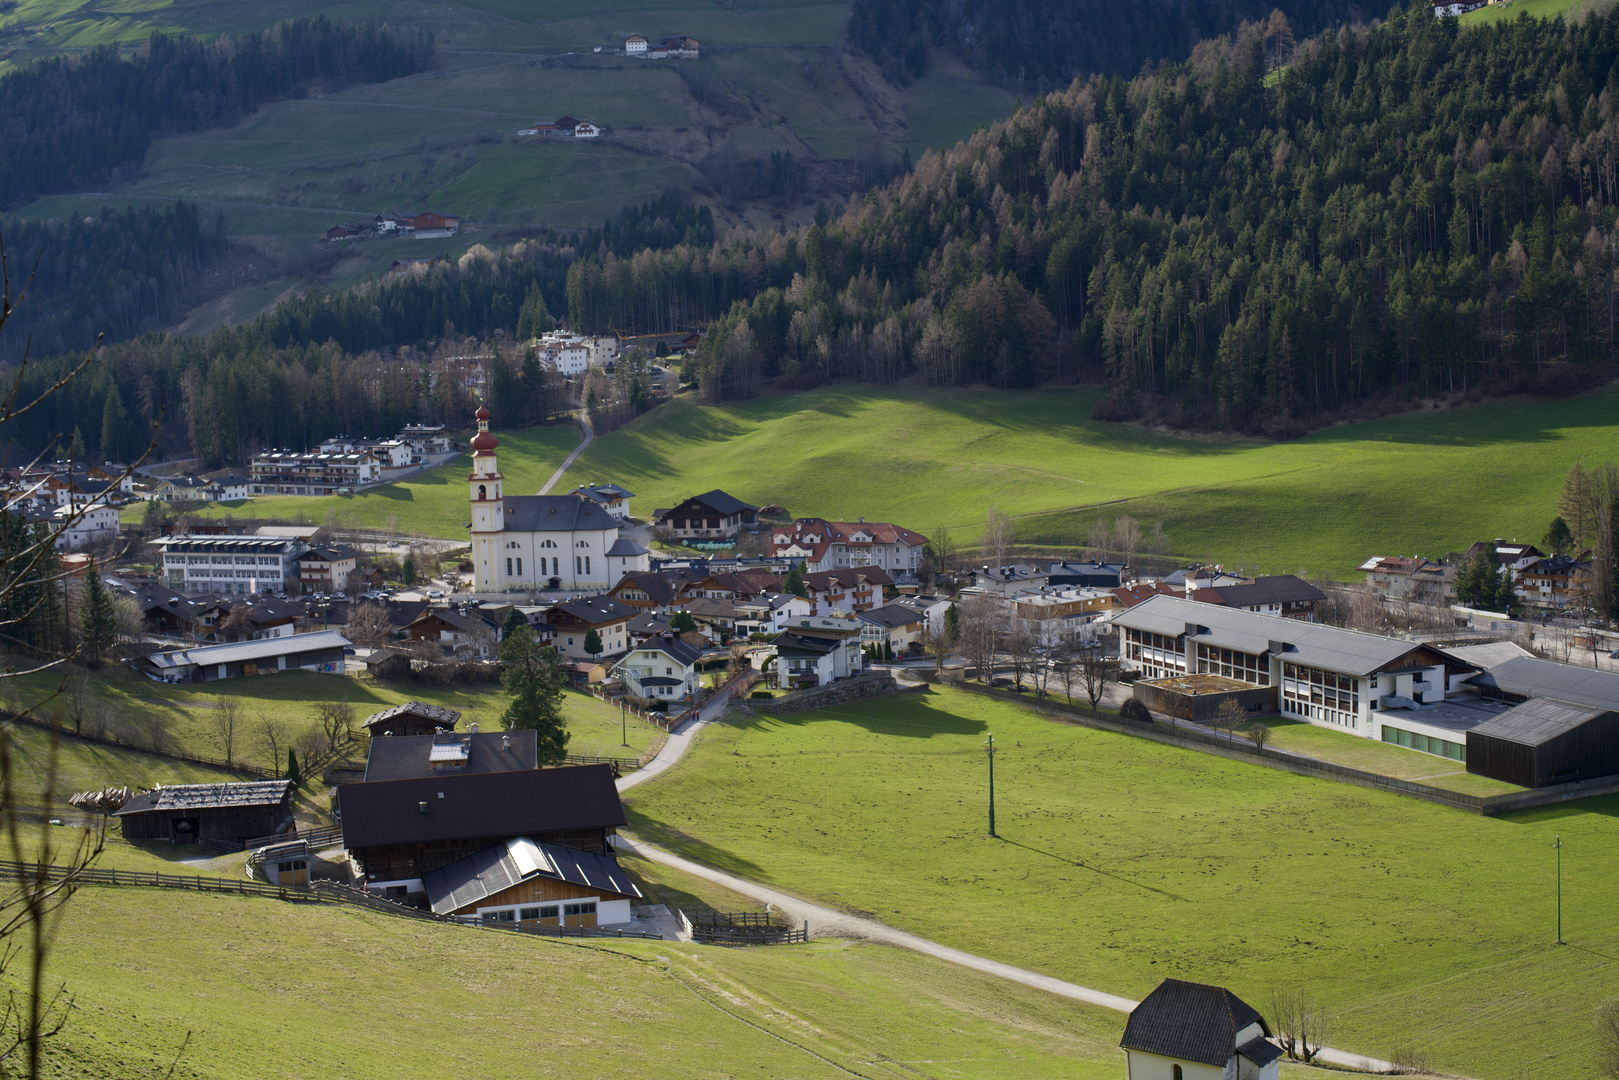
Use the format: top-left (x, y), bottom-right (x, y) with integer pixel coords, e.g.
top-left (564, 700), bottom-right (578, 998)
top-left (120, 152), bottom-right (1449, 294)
top-left (973, 564), bottom-right (1051, 596)
top-left (1514, 555), bottom-right (1592, 610)
top-left (423, 836), bottom-right (641, 927)
top-left (398, 424), bottom-right (455, 456)
top-left (543, 596), bottom-right (635, 659)
top-left (679, 596), bottom-right (739, 641)
top-left (297, 546), bottom-right (361, 594)
top-left (733, 592), bottom-right (814, 636)
top-left (1111, 582), bottom-right (1183, 610)
top-left (1004, 587), bottom-right (1115, 646)
top-left (572, 483), bottom-right (636, 520)
top-left (1186, 574), bottom-right (1325, 619)
top-left (363, 729), bottom-right (538, 782)
top-left (249, 450), bottom-right (381, 495)
top-left (363, 701), bottom-right (462, 738)
top-left (1463, 540), bottom-right (1545, 579)
top-left (624, 35), bottom-right (647, 54)
top-left (336, 764), bottom-right (627, 901)
top-left (655, 490), bottom-right (759, 540)
top-left (614, 633), bottom-right (701, 701)
top-left (1358, 555), bottom-right (1455, 604)
top-left (151, 476), bottom-right (209, 502)
top-left (115, 780), bottom-right (296, 847)
top-left (193, 594), bottom-right (303, 641)
top-left (768, 517), bottom-right (929, 582)
top-left (606, 566), bottom-right (709, 612)
top-left (467, 408), bottom-right (622, 593)
top-left (856, 603), bottom-right (923, 655)
top-left (800, 567), bottom-right (891, 616)
top-left (1047, 560), bottom-right (1128, 588)
top-left (202, 474), bottom-right (251, 501)
top-left (403, 608), bottom-right (499, 654)
top-left (51, 501), bottom-right (119, 550)
top-left (1119, 978), bottom-right (1282, 1080)
top-left (770, 617), bottom-right (864, 688)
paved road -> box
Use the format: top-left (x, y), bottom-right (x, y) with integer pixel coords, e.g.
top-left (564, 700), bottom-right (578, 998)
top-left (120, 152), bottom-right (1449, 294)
top-left (615, 677), bottom-right (1402, 1075)
top-left (536, 413), bottom-right (593, 495)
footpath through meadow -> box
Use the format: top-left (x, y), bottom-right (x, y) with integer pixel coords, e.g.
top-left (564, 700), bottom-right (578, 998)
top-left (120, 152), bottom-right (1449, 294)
top-left (616, 690), bottom-right (1402, 1076)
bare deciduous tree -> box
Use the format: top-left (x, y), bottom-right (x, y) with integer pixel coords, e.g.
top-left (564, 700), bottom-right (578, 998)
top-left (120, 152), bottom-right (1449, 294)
top-left (212, 697), bottom-right (241, 763)
top-left (984, 505), bottom-right (1014, 568)
top-left (314, 702), bottom-right (356, 754)
top-left (1211, 698), bottom-right (1248, 742)
top-left (1079, 649), bottom-right (1114, 714)
top-left (1004, 626), bottom-right (1036, 693)
top-left (61, 672), bottom-right (92, 737)
top-left (1087, 518), bottom-right (1111, 559)
top-left (1596, 998), bottom-right (1619, 1079)
top-left (257, 714), bottom-right (289, 777)
top-left (346, 602), bottom-right (394, 648)
top-left (959, 593), bottom-right (1004, 684)
top-left (1268, 986), bottom-right (1330, 1064)
top-left (1246, 721), bottom-right (1271, 751)
top-left (1113, 515), bottom-right (1143, 568)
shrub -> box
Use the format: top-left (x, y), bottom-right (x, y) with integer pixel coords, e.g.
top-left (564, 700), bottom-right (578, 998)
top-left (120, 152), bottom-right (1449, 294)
top-left (1119, 698), bottom-right (1153, 723)
top-left (750, 690), bottom-right (772, 699)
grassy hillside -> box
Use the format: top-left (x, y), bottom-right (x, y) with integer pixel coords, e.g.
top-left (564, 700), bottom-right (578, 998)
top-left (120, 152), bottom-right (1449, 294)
top-left (624, 686), bottom-right (1619, 1080)
top-left (554, 383), bottom-right (1616, 575)
top-left (5, 666), bottom-right (665, 786)
top-left (5, 0), bottom-right (1017, 326)
top-left (1461, 0), bottom-right (1584, 23)
top-left (127, 422), bottom-right (581, 536)
top-left (32, 885), bottom-right (1147, 1080)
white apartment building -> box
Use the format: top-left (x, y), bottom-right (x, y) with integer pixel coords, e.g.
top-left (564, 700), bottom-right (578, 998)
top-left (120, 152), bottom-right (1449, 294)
top-left (153, 535), bottom-right (307, 595)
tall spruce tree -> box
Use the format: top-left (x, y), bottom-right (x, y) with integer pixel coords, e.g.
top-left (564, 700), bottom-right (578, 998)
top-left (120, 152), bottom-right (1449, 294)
top-left (499, 624), bottom-right (569, 764)
top-left (79, 562), bottom-right (117, 664)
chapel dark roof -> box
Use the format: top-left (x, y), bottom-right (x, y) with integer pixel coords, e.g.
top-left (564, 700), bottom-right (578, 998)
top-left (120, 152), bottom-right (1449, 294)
top-left (503, 494), bottom-right (618, 532)
top-left (1119, 978), bottom-right (1269, 1068)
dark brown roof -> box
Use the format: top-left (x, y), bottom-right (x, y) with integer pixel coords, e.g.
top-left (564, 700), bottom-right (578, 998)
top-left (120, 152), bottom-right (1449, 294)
top-left (363, 701), bottom-right (462, 730)
top-left (363, 730), bottom-right (539, 781)
top-left (1190, 575), bottom-right (1325, 609)
top-left (1120, 979), bottom-right (1269, 1068)
top-left (336, 765), bottom-right (626, 849)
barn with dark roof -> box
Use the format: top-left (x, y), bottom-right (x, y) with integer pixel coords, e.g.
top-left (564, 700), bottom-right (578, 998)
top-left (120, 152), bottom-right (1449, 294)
top-left (114, 780), bottom-right (296, 847)
top-left (1119, 978), bottom-right (1282, 1080)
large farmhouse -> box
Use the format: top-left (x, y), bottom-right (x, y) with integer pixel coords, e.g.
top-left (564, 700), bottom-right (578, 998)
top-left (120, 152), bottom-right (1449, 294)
top-left (467, 407), bottom-right (622, 592)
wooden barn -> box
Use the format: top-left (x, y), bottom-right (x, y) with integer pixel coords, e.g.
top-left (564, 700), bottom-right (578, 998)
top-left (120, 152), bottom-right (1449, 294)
top-left (363, 701), bottom-right (462, 737)
top-left (422, 836), bottom-right (640, 926)
top-left (336, 764), bottom-right (626, 902)
top-left (1467, 699), bottom-right (1619, 788)
top-left (114, 780), bottom-right (295, 846)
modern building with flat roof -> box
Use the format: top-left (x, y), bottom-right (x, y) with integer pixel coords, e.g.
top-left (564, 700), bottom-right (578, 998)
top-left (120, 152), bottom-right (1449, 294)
top-left (152, 534), bottom-right (307, 595)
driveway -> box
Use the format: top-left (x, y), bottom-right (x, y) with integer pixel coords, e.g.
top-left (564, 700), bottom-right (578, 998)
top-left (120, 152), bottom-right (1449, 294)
top-left (536, 413), bottom-right (593, 495)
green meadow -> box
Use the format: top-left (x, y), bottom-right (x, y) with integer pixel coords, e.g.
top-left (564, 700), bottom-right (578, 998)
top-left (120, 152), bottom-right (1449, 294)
top-left (623, 686), bottom-right (1619, 1080)
top-left (561, 383), bottom-right (1617, 574)
top-left (32, 885), bottom-right (1148, 1080)
top-left (4, 666), bottom-right (664, 792)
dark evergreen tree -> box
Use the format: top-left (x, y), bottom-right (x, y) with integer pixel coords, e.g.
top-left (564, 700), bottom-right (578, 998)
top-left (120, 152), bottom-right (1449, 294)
top-left (499, 624), bottom-right (569, 764)
top-left (79, 562), bottom-right (117, 664)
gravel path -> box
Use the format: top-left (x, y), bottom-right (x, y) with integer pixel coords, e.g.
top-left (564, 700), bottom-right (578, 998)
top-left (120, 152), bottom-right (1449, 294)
top-left (536, 413), bottom-right (593, 495)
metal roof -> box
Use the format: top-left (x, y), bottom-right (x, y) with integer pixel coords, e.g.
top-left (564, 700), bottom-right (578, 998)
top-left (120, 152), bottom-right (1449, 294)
top-left (144, 630), bottom-right (350, 670)
top-left (502, 495), bottom-right (618, 533)
top-left (364, 731), bottom-right (538, 782)
top-left (363, 701), bottom-right (462, 729)
top-left (1481, 655), bottom-right (1619, 712)
top-left (1114, 596), bottom-right (1462, 678)
top-left (1469, 697), bottom-right (1609, 747)
top-left (1120, 978), bottom-right (1269, 1068)
top-left (422, 837), bottom-right (641, 915)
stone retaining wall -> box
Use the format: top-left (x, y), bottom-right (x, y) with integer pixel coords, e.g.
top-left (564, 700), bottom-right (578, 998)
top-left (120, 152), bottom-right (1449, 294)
top-left (740, 672), bottom-right (922, 712)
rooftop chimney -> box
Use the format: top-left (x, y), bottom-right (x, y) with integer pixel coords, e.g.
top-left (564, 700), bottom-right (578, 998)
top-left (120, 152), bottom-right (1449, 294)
top-left (418, 801), bottom-right (428, 814)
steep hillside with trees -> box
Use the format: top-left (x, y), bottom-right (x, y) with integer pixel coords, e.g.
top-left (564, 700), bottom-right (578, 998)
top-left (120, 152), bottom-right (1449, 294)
top-left (0, 18), bottom-right (434, 210)
top-left (563, 1), bottom-right (1619, 430)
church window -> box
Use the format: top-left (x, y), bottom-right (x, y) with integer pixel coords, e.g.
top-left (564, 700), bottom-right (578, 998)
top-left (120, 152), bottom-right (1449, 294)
top-left (576, 556), bottom-right (582, 575)
top-left (506, 558), bottom-right (512, 576)
top-left (585, 556), bottom-right (591, 575)
top-left (478, 484), bottom-right (486, 500)
top-left (516, 558), bottom-right (523, 576)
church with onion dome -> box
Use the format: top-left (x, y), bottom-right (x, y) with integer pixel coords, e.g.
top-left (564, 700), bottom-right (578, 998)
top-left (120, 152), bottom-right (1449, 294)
top-left (467, 406), bottom-right (646, 594)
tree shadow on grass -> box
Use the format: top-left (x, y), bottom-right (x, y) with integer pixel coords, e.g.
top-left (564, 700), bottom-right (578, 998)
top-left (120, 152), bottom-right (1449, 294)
top-left (996, 837), bottom-right (1190, 902)
top-left (620, 811), bottom-right (771, 883)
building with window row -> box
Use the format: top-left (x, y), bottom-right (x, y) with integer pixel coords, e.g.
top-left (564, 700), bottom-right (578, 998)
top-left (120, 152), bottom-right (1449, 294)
top-left (153, 534), bottom-right (307, 595)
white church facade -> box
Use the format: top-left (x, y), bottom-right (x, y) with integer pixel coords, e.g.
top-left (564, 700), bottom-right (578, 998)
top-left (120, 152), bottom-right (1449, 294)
top-left (468, 408), bottom-right (646, 593)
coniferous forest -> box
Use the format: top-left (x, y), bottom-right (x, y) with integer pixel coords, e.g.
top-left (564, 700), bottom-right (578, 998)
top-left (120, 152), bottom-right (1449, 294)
top-left (0, 18), bottom-right (435, 210)
top-left (9, 1), bottom-right (1619, 457)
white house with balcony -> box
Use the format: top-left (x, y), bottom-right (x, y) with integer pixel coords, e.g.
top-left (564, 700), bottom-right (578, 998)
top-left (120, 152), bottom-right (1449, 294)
top-left (613, 633), bottom-right (700, 700)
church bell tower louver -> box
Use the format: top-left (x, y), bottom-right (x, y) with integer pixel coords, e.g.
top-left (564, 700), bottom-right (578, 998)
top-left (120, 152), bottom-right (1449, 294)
top-left (469, 406), bottom-right (505, 592)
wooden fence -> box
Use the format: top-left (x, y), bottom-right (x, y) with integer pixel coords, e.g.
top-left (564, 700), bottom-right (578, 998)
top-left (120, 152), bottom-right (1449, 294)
top-left (241, 823), bottom-right (345, 853)
top-left (951, 681), bottom-right (1619, 815)
top-left (561, 752), bottom-right (651, 772)
top-left (679, 908), bottom-right (809, 946)
top-left (0, 860), bottom-right (665, 940)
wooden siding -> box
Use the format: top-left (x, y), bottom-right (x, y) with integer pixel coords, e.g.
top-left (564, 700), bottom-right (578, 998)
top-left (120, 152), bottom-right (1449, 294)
top-left (1467, 712), bottom-right (1619, 788)
top-left (353, 828), bottom-right (611, 879)
top-left (119, 799), bottom-right (290, 845)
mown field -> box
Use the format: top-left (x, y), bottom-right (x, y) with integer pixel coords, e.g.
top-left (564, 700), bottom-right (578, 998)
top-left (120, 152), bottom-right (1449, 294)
top-left (4, 665), bottom-right (663, 797)
top-left (555, 383), bottom-right (1618, 575)
top-left (29, 885), bottom-right (1147, 1080)
top-left (623, 685), bottom-right (1619, 1080)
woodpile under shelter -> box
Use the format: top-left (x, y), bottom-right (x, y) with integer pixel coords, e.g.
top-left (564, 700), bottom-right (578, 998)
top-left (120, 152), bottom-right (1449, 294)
top-left (423, 836), bottom-right (640, 926)
top-left (335, 764), bottom-right (626, 902)
top-left (363, 701), bottom-right (462, 737)
top-left (114, 780), bottom-right (296, 846)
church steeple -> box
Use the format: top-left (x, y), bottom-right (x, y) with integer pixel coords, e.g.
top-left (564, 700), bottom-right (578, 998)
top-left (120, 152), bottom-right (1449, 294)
top-left (469, 405), bottom-right (505, 592)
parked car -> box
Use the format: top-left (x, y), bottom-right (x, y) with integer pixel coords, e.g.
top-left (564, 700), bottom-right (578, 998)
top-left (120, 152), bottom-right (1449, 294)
top-left (427, 589), bottom-right (445, 598)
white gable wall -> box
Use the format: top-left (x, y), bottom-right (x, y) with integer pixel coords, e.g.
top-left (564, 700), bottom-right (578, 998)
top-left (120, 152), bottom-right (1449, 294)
top-left (1124, 1049), bottom-right (1226, 1080)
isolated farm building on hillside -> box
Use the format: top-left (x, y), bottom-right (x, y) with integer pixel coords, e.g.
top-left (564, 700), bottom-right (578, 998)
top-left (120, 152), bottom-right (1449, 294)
top-left (363, 729), bottom-right (538, 782)
top-left (654, 490), bottom-right (758, 539)
top-left (141, 630), bottom-right (350, 682)
top-left (115, 780), bottom-right (296, 847)
top-left (336, 764), bottom-right (627, 901)
top-left (423, 836), bottom-right (641, 927)
top-left (660, 35), bottom-right (698, 56)
top-left (768, 517), bottom-right (929, 582)
top-left (363, 701), bottom-right (462, 738)
top-left (623, 35), bottom-right (647, 53)
top-left (1119, 978), bottom-right (1282, 1080)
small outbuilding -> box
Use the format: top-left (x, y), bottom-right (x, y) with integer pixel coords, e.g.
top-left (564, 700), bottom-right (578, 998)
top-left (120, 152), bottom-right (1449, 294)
top-left (1466, 699), bottom-right (1619, 788)
top-left (1120, 978), bottom-right (1282, 1080)
top-left (114, 780), bottom-right (296, 847)
top-left (363, 701), bottom-right (462, 737)
top-left (141, 630), bottom-right (350, 683)
top-left (422, 836), bottom-right (641, 926)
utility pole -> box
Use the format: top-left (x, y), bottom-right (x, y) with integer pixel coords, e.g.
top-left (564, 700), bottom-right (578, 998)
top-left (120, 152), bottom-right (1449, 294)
top-left (984, 733), bottom-right (998, 838)
top-left (1555, 835), bottom-right (1565, 945)
top-left (621, 697), bottom-right (628, 747)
